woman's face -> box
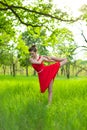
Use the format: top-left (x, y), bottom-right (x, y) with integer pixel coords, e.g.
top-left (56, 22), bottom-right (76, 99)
top-left (30, 51), bottom-right (36, 58)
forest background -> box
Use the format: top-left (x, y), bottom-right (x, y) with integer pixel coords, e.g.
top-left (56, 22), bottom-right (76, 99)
top-left (0, 0), bottom-right (87, 78)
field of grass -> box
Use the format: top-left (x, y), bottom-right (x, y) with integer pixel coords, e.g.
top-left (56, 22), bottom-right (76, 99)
top-left (0, 75), bottom-right (87, 130)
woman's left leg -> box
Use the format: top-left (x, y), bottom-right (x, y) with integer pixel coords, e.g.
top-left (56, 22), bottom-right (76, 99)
top-left (48, 79), bottom-right (54, 104)
top-left (51, 57), bottom-right (68, 65)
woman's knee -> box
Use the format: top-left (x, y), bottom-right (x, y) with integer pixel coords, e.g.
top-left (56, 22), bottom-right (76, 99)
top-left (60, 58), bottom-right (67, 67)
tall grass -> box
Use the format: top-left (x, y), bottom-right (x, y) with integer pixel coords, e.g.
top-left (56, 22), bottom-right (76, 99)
top-left (0, 76), bottom-right (87, 130)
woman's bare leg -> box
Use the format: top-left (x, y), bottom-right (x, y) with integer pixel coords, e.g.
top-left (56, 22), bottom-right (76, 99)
top-left (52, 57), bottom-right (68, 66)
top-left (51, 57), bottom-right (68, 67)
top-left (48, 79), bottom-right (54, 104)
top-left (60, 58), bottom-right (68, 67)
top-left (51, 57), bottom-right (66, 62)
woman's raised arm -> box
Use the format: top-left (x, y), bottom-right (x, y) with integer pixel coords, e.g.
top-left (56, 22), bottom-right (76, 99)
top-left (43, 56), bottom-right (54, 62)
top-left (29, 56), bottom-right (43, 64)
top-left (44, 56), bottom-right (68, 66)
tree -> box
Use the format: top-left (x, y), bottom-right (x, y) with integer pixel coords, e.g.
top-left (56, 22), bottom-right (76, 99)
top-left (80, 4), bottom-right (87, 22)
top-left (16, 35), bottom-right (29, 76)
top-left (22, 28), bottom-right (49, 75)
top-left (80, 4), bottom-right (87, 50)
top-left (47, 28), bottom-right (77, 78)
top-left (0, 0), bottom-right (79, 30)
top-left (0, 0), bottom-right (85, 77)
top-left (80, 28), bottom-right (87, 50)
top-left (75, 60), bottom-right (87, 76)
top-left (0, 32), bottom-right (11, 74)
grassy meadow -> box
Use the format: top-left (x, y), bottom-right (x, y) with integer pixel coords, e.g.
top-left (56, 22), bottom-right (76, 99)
top-left (0, 75), bottom-right (87, 130)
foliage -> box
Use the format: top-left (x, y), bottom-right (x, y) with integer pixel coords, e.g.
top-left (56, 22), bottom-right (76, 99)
top-left (17, 35), bottom-right (29, 67)
top-left (47, 28), bottom-right (76, 58)
top-left (0, 0), bottom-right (76, 30)
top-left (80, 4), bottom-right (87, 23)
top-left (0, 32), bottom-right (13, 66)
top-left (48, 28), bottom-right (71, 43)
top-left (22, 28), bottom-right (49, 55)
top-left (0, 11), bottom-right (14, 34)
top-left (0, 0), bottom-right (86, 76)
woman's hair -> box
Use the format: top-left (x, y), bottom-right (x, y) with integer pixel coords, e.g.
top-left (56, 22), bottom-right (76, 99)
top-left (28, 45), bottom-right (37, 52)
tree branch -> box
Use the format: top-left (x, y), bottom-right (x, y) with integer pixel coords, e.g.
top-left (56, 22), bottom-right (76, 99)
top-left (81, 45), bottom-right (87, 48)
top-left (9, 5), bottom-right (76, 22)
top-left (10, 8), bottom-right (42, 27)
top-left (0, 7), bottom-right (8, 10)
top-left (0, 1), bottom-right (80, 23)
top-left (81, 30), bottom-right (87, 43)
top-left (0, 1), bottom-right (44, 27)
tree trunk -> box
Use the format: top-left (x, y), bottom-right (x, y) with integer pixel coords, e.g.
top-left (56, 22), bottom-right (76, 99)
top-left (61, 66), bottom-right (66, 76)
top-left (66, 63), bottom-right (70, 79)
top-left (3, 65), bottom-right (6, 75)
top-left (10, 65), bottom-right (12, 75)
top-left (26, 66), bottom-right (28, 76)
top-left (72, 65), bottom-right (75, 76)
top-left (61, 66), bottom-right (64, 75)
top-left (12, 63), bottom-right (16, 76)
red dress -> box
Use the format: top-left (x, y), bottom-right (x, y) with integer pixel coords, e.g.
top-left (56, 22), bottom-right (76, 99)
top-left (32, 57), bottom-right (60, 93)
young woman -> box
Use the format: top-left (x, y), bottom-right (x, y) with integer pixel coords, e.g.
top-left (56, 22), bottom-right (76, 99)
top-left (29, 45), bottom-right (67, 104)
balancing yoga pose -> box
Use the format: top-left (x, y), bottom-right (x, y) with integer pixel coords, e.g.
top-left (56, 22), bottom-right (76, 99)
top-left (29, 45), bottom-right (68, 104)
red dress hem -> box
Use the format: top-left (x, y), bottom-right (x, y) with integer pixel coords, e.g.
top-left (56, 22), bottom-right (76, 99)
top-left (38, 62), bottom-right (60, 93)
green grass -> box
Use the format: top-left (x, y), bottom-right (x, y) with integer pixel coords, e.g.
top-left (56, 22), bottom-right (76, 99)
top-left (0, 76), bottom-right (87, 130)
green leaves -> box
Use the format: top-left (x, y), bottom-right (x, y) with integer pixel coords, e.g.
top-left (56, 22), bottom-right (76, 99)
top-left (17, 35), bottom-right (28, 55)
top-left (0, 0), bottom-right (76, 30)
top-left (47, 28), bottom-right (74, 47)
top-left (16, 35), bottom-right (29, 67)
top-left (80, 4), bottom-right (87, 22)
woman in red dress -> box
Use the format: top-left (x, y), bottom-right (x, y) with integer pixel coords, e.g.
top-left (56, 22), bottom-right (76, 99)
top-left (29, 45), bottom-right (67, 103)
